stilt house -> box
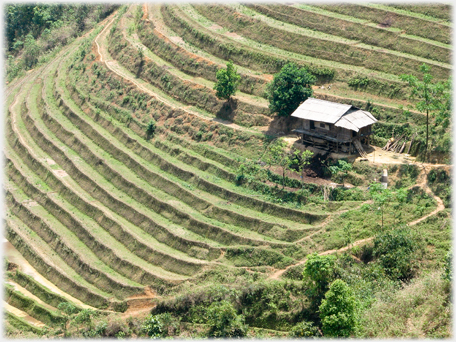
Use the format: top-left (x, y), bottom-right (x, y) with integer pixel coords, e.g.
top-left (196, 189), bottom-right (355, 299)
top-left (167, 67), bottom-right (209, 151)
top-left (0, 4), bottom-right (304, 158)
top-left (291, 98), bottom-right (377, 155)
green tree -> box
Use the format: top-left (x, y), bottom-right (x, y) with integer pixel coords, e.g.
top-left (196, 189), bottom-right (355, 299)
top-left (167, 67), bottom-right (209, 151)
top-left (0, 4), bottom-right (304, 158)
top-left (329, 160), bottom-right (352, 187)
top-left (146, 119), bottom-right (156, 139)
top-left (373, 227), bottom-right (422, 281)
top-left (206, 300), bottom-right (247, 338)
top-left (57, 302), bottom-right (77, 336)
top-left (302, 253), bottom-right (337, 310)
top-left (319, 279), bottom-right (359, 337)
top-left (400, 64), bottom-right (450, 161)
top-left (267, 63), bottom-right (316, 117)
top-left (262, 139), bottom-right (294, 189)
top-left (292, 149), bottom-right (314, 188)
top-left (443, 251), bottom-right (452, 282)
top-left (214, 60), bottom-right (241, 101)
top-left (369, 183), bottom-right (407, 229)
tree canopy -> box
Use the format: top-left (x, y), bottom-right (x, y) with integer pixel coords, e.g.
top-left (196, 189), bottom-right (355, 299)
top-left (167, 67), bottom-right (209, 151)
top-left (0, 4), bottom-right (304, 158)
top-left (267, 63), bottom-right (316, 117)
top-left (319, 279), bottom-right (359, 337)
top-left (214, 60), bottom-right (241, 101)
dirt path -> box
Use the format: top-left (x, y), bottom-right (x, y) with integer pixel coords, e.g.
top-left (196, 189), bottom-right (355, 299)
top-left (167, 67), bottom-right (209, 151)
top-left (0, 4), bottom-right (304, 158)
top-left (269, 162), bottom-right (447, 280)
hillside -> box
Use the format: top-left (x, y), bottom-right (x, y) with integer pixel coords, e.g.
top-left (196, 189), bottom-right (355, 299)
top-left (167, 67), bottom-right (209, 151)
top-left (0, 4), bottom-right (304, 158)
top-left (4, 3), bottom-right (451, 338)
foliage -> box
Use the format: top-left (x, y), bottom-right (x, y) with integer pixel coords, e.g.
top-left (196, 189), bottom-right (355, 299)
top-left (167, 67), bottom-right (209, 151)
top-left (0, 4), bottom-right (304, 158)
top-left (214, 60), bottom-right (241, 100)
top-left (289, 320), bottom-right (321, 338)
top-left (302, 253), bottom-right (338, 310)
top-left (443, 251), bottom-right (452, 282)
top-left (319, 279), bottom-right (359, 337)
top-left (373, 227), bottom-right (423, 281)
top-left (369, 182), bottom-right (407, 229)
top-left (57, 302), bottom-right (77, 336)
top-left (206, 300), bottom-right (247, 338)
top-left (140, 315), bottom-right (163, 338)
top-left (146, 119), bottom-right (156, 139)
top-left (329, 160), bottom-right (352, 186)
top-left (267, 62), bottom-right (316, 116)
top-left (292, 149), bottom-right (314, 188)
top-left (261, 139), bottom-right (293, 189)
top-left (400, 63), bottom-right (451, 160)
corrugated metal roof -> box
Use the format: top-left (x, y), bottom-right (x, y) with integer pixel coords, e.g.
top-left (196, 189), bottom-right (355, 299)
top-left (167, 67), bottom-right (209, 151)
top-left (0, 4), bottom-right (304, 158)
top-left (291, 98), bottom-right (352, 123)
top-left (291, 98), bottom-right (377, 132)
top-left (335, 109), bottom-right (378, 132)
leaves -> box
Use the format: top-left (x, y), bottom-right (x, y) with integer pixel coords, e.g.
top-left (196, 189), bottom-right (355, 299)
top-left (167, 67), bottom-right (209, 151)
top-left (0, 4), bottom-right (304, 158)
top-left (319, 279), bottom-right (359, 337)
top-left (267, 63), bottom-right (316, 116)
top-left (214, 60), bottom-right (241, 100)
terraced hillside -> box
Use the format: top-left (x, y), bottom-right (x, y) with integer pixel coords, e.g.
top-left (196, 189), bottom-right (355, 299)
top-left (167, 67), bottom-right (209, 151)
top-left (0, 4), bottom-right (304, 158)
top-left (4, 4), bottom-right (451, 338)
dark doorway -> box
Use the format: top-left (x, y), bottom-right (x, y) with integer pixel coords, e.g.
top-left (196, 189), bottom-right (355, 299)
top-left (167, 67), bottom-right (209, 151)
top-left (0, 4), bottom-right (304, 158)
top-left (310, 120), bottom-right (315, 129)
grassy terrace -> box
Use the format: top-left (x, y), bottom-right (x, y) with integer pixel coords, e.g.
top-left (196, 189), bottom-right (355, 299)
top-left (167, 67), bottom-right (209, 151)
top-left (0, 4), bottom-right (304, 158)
top-left (250, 4), bottom-right (450, 64)
top-left (192, 4), bottom-right (450, 80)
top-left (317, 3), bottom-right (451, 44)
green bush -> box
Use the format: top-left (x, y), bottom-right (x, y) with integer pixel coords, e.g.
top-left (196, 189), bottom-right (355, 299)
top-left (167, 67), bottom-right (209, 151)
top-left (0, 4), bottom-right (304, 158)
top-left (140, 315), bottom-right (163, 338)
top-left (289, 321), bottom-right (321, 337)
top-left (373, 227), bottom-right (423, 281)
top-left (206, 300), bottom-right (247, 338)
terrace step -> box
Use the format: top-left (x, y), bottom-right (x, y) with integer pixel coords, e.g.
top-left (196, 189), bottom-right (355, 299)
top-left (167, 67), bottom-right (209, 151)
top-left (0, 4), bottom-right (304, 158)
top-left (6, 184), bottom-right (147, 298)
top-left (4, 215), bottom-right (119, 310)
top-left (4, 304), bottom-right (46, 334)
top-left (5, 283), bottom-right (64, 327)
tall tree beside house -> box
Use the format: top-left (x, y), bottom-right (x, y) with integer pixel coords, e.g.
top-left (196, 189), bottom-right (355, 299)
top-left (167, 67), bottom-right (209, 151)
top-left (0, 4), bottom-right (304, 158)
top-left (267, 63), bottom-right (316, 117)
top-left (400, 63), bottom-right (450, 161)
top-left (214, 60), bottom-right (241, 101)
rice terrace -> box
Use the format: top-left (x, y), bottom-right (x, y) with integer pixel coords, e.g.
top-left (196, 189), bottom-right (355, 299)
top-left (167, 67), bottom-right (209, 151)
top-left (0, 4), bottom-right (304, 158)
top-left (3, 2), bottom-right (452, 338)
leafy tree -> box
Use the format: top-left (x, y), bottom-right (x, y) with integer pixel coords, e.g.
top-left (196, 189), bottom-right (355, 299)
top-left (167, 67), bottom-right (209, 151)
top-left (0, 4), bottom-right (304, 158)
top-left (329, 160), bottom-right (352, 187)
top-left (319, 279), bottom-right (359, 337)
top-left (369, 183), bottom-right (407, 229)
top-left (400, 64), bottom-right (451, 161)
top-left (214, 60), bottom-right (241, 101)
top-left (146, 119), bottom-right (156, 139)
top-left (267, 63), bottom-right (316, 116)
top-left (206, 300), bottom-right (247, 338)
top-left (262, 139), bottom-right (293, 189)
top-left (373, 227), bottom-right (422, 281)
top-left (302, 253), bottom-right (338, 310)
top-left (57, 302), bottom-right (77, 336)
top-left (292, 149), bottom-right (314, 188)
top-left (140, 315), bottom-right (163, 338)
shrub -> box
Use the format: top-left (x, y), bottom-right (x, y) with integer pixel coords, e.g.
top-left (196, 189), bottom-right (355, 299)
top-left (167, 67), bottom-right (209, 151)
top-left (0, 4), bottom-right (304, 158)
top-left (206, 300), bottom-right (247, 338)
top-left (373, 227), bottom-right (423, 281)
top-left (140, 315), bottom-right (163, 338)
top-left (289, 321), bottom-right (321, 338)
top-left (146, 119), bottom-right (156, 139)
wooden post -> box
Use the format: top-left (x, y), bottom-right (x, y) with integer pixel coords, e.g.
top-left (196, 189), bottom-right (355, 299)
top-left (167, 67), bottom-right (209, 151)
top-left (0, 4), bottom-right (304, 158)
top-left (349, 141), bottom-right (352, 155)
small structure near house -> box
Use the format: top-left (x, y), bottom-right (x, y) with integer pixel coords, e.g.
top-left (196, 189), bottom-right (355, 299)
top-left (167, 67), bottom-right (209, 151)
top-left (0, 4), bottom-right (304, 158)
top-left (291, 98), bottom-right (377, 155)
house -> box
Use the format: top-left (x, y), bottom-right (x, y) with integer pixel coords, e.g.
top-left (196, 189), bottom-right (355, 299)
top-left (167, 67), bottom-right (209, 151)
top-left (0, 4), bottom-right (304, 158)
top-left (291, 98), bottom-right (377, 155)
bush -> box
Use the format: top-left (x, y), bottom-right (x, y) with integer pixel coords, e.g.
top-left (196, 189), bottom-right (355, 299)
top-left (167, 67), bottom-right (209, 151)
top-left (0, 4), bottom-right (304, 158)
top-left (267, 62), bottom-right (316, 116)
top-left (206, 300), bottom-right (247, 338)
top-left (140, 315), bottom-right (163, 338)
top-left (146, 119), bottom-right (156, 139)
top-left (373, 227), bottom-right (423, 281)
top-left (289, 321), bottom-right (321, 337)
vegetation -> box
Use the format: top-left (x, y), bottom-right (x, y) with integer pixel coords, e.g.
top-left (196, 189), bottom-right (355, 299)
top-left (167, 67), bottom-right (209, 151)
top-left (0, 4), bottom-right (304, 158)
top-left (319, 279), bottom-right (359, 337)
top-left (4, 3), bottom-right (451, 339)
top-left (400, 64), bottom-right (451, 161)
top-left (214, 60), bottom-right (241, 101)
top-left (267, 63), bottom-right (316, 116)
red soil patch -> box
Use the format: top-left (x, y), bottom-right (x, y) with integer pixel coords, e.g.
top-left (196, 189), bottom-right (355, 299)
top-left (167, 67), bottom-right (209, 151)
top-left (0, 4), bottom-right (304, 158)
top-left (209, 24), bottom-right (223, 30)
